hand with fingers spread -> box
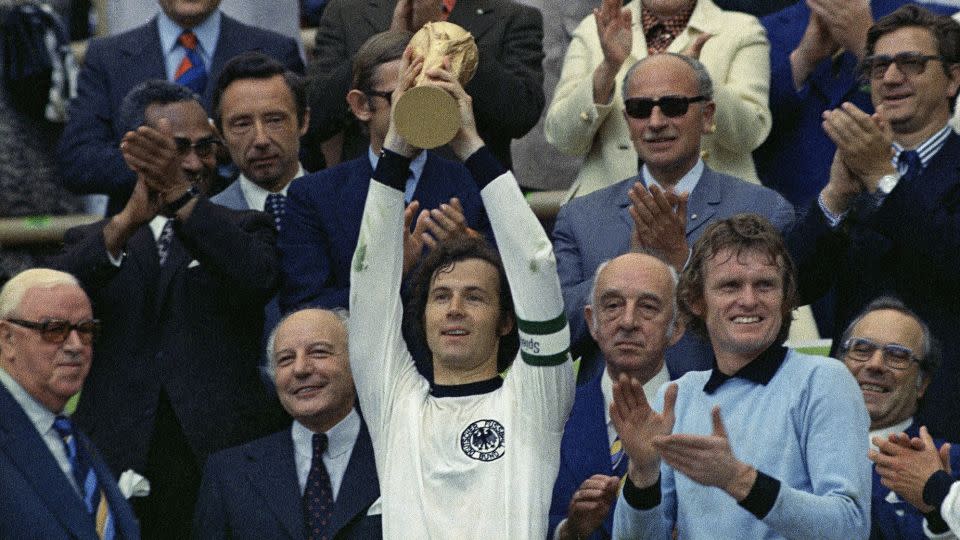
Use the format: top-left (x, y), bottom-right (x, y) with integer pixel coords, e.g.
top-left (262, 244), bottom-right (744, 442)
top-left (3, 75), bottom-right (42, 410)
top-left (610, 374), bottom-right (676, 488)
top-left (870, 426), bottom-right (952, 512)
top-left (652, 406), bottom-right (757, 500)
top-left (821, 102), bottom-right (896, 188)
top-left (628, 182), bottom-right (689, 270)
top-left (422, 198), bottom-right (479, 248)
top-left (681, 33), bottom-right (713, 61)
top-left (557, 475), bottom-right (621, 540)
top-left (103, 177), bottom-right (164, 257)
top-left (790, 9), bottom-right (839, 89)
top-left (592, 0), bottom-right (632, 104)
top-left (120, 117), bottom-right (187, 203)
top-left (403, 200), bottom-right (428, 276)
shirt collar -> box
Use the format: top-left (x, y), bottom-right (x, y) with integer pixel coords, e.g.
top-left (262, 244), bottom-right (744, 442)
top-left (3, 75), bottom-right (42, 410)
top-left (703, 343), bottom-right (789, 394)
top-left (431, 375), bottom-right (504, 397)
top-left (368, 147), bottom-right (427, 201)
top-left (149, 215), bottom-right (171, 242)
top-left (238, 164), bottom-right (304, 211)
top-left (642, 158), bottom-right (703, 196)
top-left (892, 124), bottom-right (952, 173)
top-left (869, 416), bottom-right (914, 451)
top-left (157, 8), bottom-right (221, 57)
top-left (0, 366), bottom-right (60, 435)
top-left (291, 407), bottom-right (361, 462)
top-left (602, 363), bottom-right (670, 427)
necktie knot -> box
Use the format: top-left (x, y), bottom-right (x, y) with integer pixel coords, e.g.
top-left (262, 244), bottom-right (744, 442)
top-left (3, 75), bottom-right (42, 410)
top-left (174, 30), bottom-right (207, 94)
top-left (178, 30), bottom-right (198, 50)
top-left (312, 432), bottom-right (328, 455)
top-left (53, 415), bottom-right (74, 440)
top-left (157, 220), bottom-right (175, 266)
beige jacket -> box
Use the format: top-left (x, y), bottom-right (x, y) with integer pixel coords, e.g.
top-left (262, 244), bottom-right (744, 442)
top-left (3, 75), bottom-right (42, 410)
top-left (544, 0), bottom-right (771, 198)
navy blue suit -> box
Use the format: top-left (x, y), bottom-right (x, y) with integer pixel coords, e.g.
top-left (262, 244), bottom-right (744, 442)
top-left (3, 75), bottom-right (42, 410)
top-left (0, 383), bottom-right (140, 539)
top-left (278, 152), bottom-right (493, 313)
top-left (194, 421), bottom-right (381, 539)
top-left (553, 166), bottom-right (795, 378)
top-left (789, 132), bottom-right (960, 441)
top-left (548, 361), bottom-right (619, 539)
top-left (755, 0), bottom-right (953, 207)
top-left (58, 13), bottom-right (303, 216)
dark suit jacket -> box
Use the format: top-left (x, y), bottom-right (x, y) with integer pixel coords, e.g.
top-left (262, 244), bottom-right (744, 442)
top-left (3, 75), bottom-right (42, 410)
top-left (307, 0), bottom-right (544, 167)
top-left (58, 13), bottom-right (303, 215)
top-left (0, 384), bottom-right (140, 539)
top-left (278, 152), bottom-right (493, 313)
top-left (553, 166), bottom-right (795, 377)
top-left (548, 362), bottom-right (618, 540)
top-left (194, 420), bottom-right (381, 539)
top-left (789, 132), bottom-right (960, 441)
top-left (46, 198), bottom-right (289, 474)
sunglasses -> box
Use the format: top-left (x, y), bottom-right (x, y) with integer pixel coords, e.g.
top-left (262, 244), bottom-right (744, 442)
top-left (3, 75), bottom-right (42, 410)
top-left (172, 136), bottom-right (220, 159)
top-left (7, 318), bottom-right (101, 345)
top-left (842, 337), bottom-right (919, 371)
top-left (860, 52), bottom-right (944, 80)
top-left (624, 95), bottom-right (706, 119)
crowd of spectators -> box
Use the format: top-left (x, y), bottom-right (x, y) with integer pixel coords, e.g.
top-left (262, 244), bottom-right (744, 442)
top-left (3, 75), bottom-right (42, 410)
top-left (4, 0), bottom-right (960, 538)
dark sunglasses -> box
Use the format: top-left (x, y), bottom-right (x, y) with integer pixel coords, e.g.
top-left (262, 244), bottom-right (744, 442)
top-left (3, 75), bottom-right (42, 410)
top-left (7, 318), bottom-right (101, 345)
top-left (172, 136), bottom-right (220, 159)
top-left (860, 52), bottom-right (944, 80)
top-left (624, 95), bottom-right (706, 119)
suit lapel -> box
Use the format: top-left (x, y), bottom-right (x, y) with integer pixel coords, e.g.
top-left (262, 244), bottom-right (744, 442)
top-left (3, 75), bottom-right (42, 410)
top-left (244, 432), bottom-right (304, 539)
top-left (117, 18), bottom-right (166, 83)
top-left (0, 386), bottom-right (95, 539)
top-left (561, 370), bottom-right (613, 483)
top-left (685, 168), bottom-right (720, 238)
top-left (449, 0), bottom-right (497, 41)
top-left (80, 433), bottom-right (140, 539)
top-left (328, 422), bottom-right (379, 537)
top-left (341, 160), bottom-right (375, 244)
top-left (154, 226), bottom-right (190, 313)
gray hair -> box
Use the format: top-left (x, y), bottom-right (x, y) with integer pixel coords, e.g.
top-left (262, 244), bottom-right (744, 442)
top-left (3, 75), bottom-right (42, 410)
top-left (587, 250), bottom-right (680, 339)
top-left (0, 268), bottom-right (81, 319)
top-left (263, 307), bottom-right (350, 383)
top-left (622, 52), bottom-right (714, 102)
top-left (838, 296), bottom-right (941, 378)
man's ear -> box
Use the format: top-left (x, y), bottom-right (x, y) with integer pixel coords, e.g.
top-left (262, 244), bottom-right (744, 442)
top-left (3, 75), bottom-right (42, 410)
top-left (498, 312), bottom-right (515, 337)
top-left (299, 106), bottom-right (311, 137)
top-left (346, 90), bottom-right (372, 122)
top-left (700, 100), bottom-right (716, 135)
top-left (917, 371), bottom-right (931, 398)
top-left (585, 305), bottom-right (599, 342)
top-left (668, 315), bottom-right (685, 347)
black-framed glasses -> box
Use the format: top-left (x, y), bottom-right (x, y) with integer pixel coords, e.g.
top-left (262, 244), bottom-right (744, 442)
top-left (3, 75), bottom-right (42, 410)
top-left (365, 89), bottom-right (394, 105)
top-left (172, 136), bottom-right (220, 159)
top-left (859, 52), bottom-right (944, 80)
top-left (842, 337), bottom-right (920, 371)
top-left (624, 95), bottom-right (707, 119)
top-left (6, 318), bottom-right (101, 345)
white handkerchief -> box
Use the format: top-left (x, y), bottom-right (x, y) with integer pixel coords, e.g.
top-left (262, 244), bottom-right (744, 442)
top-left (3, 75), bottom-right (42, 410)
top-left (118, 469), bottom-right (151, 499)
top-left (187, 260), bottom-right (200, 268)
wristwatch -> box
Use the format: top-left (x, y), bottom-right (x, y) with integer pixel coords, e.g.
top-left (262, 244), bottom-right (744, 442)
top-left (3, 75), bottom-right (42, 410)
top-left (876, 173), bottom-right (901, 195)
top-left (162, 186), bottom-right (199, 217)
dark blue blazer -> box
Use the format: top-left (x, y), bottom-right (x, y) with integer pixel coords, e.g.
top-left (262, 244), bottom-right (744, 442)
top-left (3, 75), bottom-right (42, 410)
top-left (870, 421), bottom-right (960, 540)
top-left (548, 361), bottom-right (618, 540)
top-left (789, 132), bottom-right (960, 442)
top-left (553, 166), bottom-right (795, 378)
top-left (194, 420), bottom-right (381, 539)
top-left (278, 152), bottom-right (493, 313)
top-left (58, 13), bottom-right (303, 215)
top-left (0, 384), bottom-right (140, 539)
top-left (755, 0), bottom-right (953, 207)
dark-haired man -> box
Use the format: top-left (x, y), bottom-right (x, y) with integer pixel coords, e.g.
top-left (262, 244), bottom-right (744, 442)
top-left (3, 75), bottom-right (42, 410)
top-left (612, 214), bottom-right (870, 539)
top-left (790, 4), bottom-right (960, 441)
top-left (348, 52), bottom-right (573, 537)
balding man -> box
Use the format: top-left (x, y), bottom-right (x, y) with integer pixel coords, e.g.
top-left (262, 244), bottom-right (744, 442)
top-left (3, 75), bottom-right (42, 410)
top-left (0, 269), bottom-right (139, 538)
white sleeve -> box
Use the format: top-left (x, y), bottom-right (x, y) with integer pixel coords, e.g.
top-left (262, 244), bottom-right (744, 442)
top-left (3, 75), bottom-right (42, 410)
top-left (943, 481), bottom-right (960, 535)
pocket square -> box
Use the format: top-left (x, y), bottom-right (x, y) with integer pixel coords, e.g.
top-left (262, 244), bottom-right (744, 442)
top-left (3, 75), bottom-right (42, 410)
top-left (188, 260), bottom-right (200, 268)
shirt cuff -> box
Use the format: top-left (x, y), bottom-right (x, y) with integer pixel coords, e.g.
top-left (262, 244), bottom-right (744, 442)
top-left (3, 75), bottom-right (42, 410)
top-left (924, 507), bottom-right (951, 535)
top-left (924, 470), bottom-right (955, 508)
top-left (372, 149), bottom-right (411, 192)
top-left (622, 474), bottom-right (661, 510)
top-left (817, 192), bottom-right (847, 229)
top-left (737, 470), bottom-right (781, 519)
top-left (464, 146), bottom-right (507, 190)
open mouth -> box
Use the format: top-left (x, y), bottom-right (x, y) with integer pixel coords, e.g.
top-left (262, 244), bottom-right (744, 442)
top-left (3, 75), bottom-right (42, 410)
top-left (860, 383), bottom-right (890, 394)
top-left (731, 316), bottom-right (761, 324)
top-left (292, 383), bottom-right (326, 396)
top-left (441, 328), bottom-right (469, 337)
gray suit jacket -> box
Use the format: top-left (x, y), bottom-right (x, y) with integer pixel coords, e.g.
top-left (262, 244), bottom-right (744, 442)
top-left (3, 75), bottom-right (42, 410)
top-left (553, 165), bottom-right (795, 376)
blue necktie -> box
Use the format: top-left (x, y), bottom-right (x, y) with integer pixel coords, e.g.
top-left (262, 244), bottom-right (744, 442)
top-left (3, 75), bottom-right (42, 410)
top-left (304, 432), bottom-right (334, 540)
top-left (53, 416), bottom-right (115, 539)
top-left (174, 30), bottom-right (207, 94)
top-left (898, 149), bottom-right (922, 184)
top-left (265, 193), bottom-right (286, 232)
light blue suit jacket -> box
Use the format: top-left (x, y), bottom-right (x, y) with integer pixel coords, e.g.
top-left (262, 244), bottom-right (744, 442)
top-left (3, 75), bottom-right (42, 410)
top-left (553, 165), bottom-right (795, 377)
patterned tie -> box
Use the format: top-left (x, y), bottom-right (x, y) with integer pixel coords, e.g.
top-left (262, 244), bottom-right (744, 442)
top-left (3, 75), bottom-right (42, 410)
top-left (174, 30), bottom-right (207, 94)
top-left (265, 193), bottom-right (286, 232)
top-left (53, 416), bottom-right (115, 539)
top-left (898, 149), bottom-right (922, 184)
top-left (610, 435), bottom-right (627, 478)
top-left (304, 433), bottom-right (334, 540)
top-left (156, 220), bottom-right (175, 266)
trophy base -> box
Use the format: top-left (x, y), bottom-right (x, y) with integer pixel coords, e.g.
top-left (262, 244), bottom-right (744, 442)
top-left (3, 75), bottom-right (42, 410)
top-left (394, 86), bottom-right (460, 150)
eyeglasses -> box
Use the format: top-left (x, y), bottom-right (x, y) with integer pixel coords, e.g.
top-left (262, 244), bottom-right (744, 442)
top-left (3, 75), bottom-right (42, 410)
top-left (172, 136), bottom-right (220, 159)
top-left (842, 337), bottom-right (920, 371)
top-left (365, 89), bottom-right (394, 105)
top-left (860, 52), bottom-right (944, 80)
top-left (624, 95), bottom-right (707, 119)
top-left (6, 318), bottom-right (101, 345)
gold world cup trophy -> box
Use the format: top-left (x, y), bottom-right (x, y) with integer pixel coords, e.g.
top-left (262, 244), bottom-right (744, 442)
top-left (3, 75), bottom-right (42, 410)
top-left (393, 21), bottom-right (479, 149)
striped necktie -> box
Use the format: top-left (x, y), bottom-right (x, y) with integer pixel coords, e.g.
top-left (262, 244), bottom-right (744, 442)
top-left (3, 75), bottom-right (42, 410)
top-left (53, 416), bottom-right (114, 539)
top-left (174, 30), bottom-right (207, 94)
